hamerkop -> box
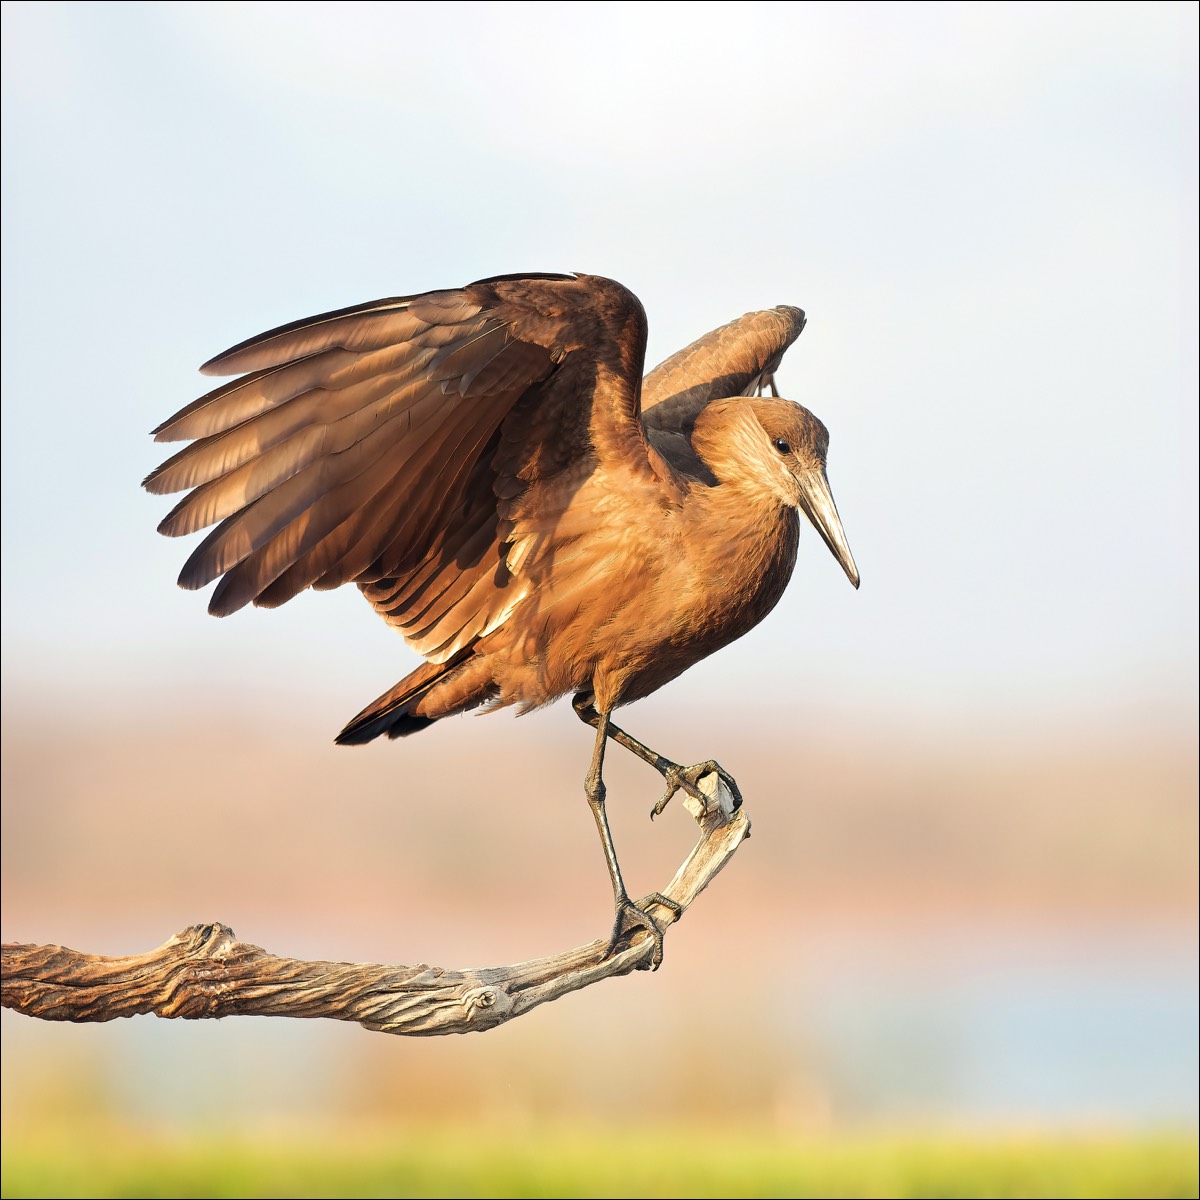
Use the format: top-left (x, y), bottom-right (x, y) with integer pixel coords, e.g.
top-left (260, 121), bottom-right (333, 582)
top-left (146, 273), bottom-right (859, 962)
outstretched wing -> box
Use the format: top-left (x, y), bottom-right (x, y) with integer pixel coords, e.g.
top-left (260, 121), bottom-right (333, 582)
top-left (641, 305), bottom-right (806, 436)
top-left (146, 273), bottom-right (662, 660)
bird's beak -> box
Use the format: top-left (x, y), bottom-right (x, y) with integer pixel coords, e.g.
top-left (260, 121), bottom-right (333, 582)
top-left (796, 468), bottom-right (860, 589)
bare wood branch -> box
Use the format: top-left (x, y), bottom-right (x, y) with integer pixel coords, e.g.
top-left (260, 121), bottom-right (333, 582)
top-left (2, 778), bottom-right (749, 1036)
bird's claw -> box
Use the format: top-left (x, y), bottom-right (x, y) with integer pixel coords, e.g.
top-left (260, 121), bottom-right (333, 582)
top-left (609, 897), bottom-right (686, 969)
top-left (651, 766), bottom-right (693, 818)
top-left (604, 897), bottom-right (672, 969)
top-left (650, 760), bottom-right (743, 819)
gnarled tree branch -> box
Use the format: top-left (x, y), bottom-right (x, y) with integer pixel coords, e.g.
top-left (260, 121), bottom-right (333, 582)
top-left (2, 777), bottom-right (748, 1036)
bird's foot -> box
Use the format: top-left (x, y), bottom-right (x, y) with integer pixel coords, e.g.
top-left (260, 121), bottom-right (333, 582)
top-left (651, 760), bottom-right (743, 819)
top-left (609, 894), bottom-right (676, 970)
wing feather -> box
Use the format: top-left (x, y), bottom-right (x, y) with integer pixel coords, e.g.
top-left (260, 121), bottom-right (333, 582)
top-left (642, 305), bottom-right (806, 425)
top-left (177, 384), bottom-right (449, 592)
top-left (198, 296), bottom-right (480, 377)
top-left (146, 342), bottom-right (453, 487)
top-left (155, 371), bottom-right (440, 535)
top-left (205, 422), bottom-right (445, 616)
top-left (147, 274), bottom-right (660, 663)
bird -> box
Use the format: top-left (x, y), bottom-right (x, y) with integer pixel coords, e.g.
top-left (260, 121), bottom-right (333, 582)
top-left (145, 272), bottom-right (859, 964)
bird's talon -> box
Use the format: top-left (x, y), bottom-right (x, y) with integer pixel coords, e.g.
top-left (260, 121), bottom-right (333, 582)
top-left (651, 760), bottom-right (740, 819)
top-left (650, 788), bottom-right (674, 819)
top-left (711, 765), bottom-right (745, 810)
top-left (666, 764), bottom-right (714, 811)
top-left (609, 898), bottom-right (666, 969)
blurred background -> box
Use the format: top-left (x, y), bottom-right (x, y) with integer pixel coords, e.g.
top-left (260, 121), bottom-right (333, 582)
top-left (2, 1), bottom-right (1196, 1194)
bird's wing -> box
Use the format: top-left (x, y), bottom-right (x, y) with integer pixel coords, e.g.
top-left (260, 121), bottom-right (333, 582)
top-left (146, 273), bottom-right (666, 658)
top-left (641, 305), bottom-right (807, 435)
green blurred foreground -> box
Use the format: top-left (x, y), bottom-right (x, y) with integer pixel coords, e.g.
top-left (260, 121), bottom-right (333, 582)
top-left (2, 1128), bottom-right (1196, 1199)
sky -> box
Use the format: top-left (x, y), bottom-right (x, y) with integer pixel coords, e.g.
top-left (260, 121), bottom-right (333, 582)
top-left (1, 2), bottom-right (1197, 1145)
top-left (1, 0), bottom-right (1196, 742)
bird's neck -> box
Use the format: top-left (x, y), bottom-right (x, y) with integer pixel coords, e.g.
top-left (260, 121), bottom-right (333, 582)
top-left (681, 479), bottom-right (801, 641)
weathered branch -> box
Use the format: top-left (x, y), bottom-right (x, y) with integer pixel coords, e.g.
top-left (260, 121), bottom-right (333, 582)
top-left (2, 777), bottom-right (748, 1036)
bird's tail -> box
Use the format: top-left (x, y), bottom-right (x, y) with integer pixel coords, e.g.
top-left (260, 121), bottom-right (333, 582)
top-left (335, 651), bottom-right (495, 745)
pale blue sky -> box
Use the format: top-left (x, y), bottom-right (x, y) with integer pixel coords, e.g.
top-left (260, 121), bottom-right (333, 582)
top-left (2, 1), bottom-right (1196, 738)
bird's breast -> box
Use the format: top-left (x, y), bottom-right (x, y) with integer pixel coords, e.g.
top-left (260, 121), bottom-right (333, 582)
top-left (484, 474), bottom-right (800, 714)
top-left (589, 493), bottom-right (801, 709)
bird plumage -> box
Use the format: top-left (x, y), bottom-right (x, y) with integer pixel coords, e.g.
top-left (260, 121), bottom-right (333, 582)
top-left (147, 272), bottom-right (856, 742)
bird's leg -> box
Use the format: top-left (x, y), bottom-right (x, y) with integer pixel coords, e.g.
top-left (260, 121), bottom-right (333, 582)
top-left (584, 709), bottom-right (671, 968)
top-left (574, 696), bottom-right (743, 820)
top-left (755, 372), bottom-right (780, 398)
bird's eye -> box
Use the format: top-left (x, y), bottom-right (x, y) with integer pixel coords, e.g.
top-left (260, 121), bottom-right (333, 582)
top-left (772, 438), bottom-right (792, 455)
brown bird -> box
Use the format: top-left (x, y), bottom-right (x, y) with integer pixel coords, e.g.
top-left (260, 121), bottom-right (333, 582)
top-left (146, 272), bottom-right (859, 962)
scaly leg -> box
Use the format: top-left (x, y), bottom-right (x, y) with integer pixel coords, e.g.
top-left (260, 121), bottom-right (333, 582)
top-left (584, 708), bottom-right (675, 967)
top-left (574, 695), bottom-right (743, 819)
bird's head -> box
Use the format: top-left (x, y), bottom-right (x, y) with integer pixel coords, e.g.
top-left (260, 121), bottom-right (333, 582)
top-left (694, 396), bottom-right (860, 589)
